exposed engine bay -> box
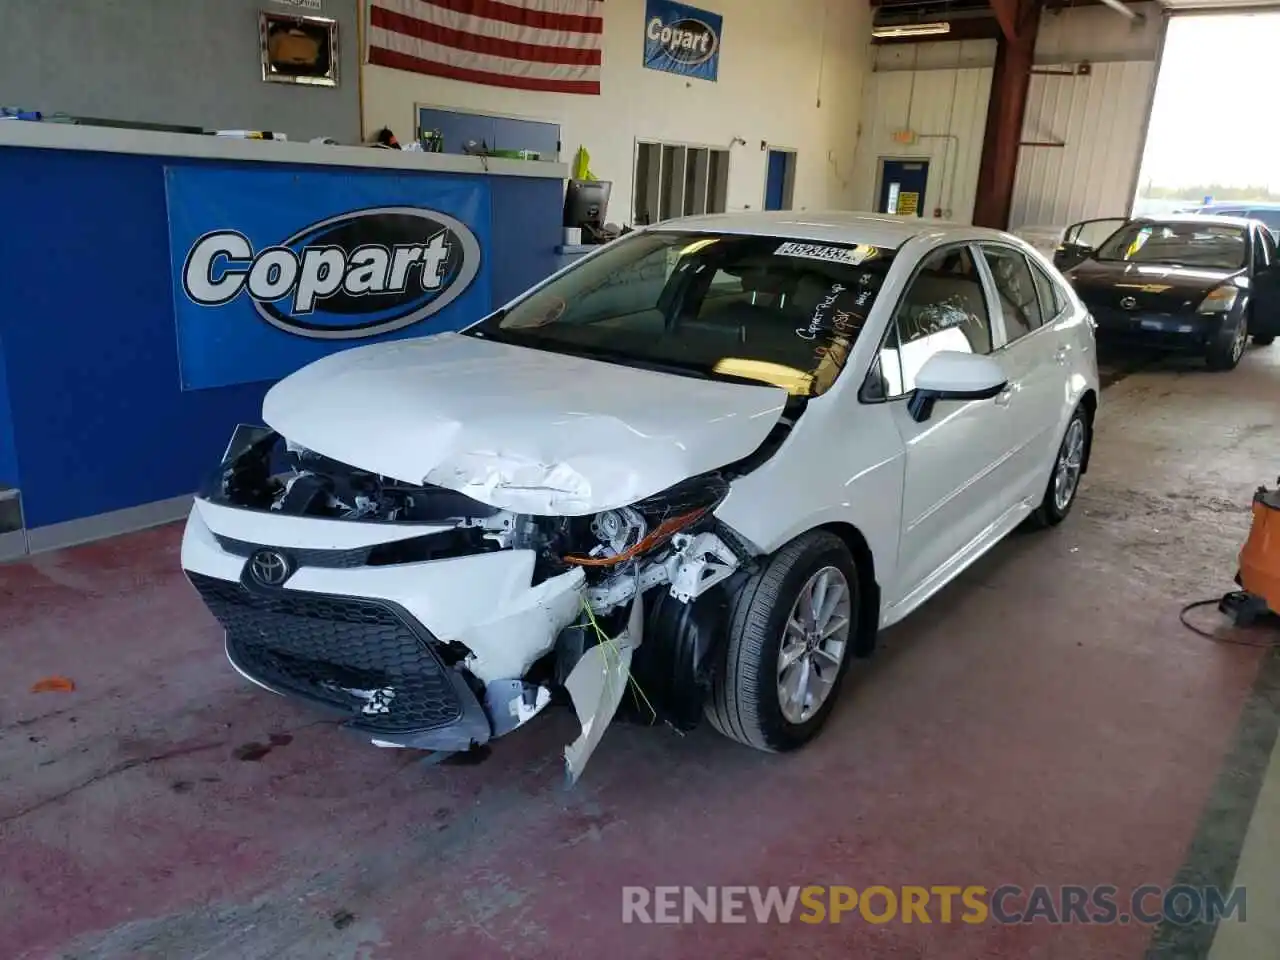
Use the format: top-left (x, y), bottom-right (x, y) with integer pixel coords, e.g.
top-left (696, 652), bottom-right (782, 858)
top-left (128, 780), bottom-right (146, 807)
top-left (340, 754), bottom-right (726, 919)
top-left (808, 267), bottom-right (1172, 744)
top-left (204, 426), bottom-right (745, 606)
top-left (191, 424), bottom-right (779, 781)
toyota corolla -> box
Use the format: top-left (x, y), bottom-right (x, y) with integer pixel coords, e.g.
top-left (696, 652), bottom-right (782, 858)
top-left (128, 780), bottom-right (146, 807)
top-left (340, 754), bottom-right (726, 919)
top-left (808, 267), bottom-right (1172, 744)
top-left (182, 212), bottom-right (1100, 781)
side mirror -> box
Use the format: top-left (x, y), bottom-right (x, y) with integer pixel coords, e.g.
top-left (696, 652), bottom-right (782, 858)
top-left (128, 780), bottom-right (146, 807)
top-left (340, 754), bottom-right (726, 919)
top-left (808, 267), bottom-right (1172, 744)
top-left (908, 351), bottom-right (1009, 423)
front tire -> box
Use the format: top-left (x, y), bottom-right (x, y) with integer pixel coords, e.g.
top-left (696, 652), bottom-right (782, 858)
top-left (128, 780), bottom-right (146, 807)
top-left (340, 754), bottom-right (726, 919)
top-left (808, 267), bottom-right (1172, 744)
top-left (707, 531), bottom-right (859, 753)
top-left (1207, 314), bottom-right (1248, 370)
top-left (1026, 405), bottom-right (1090, 529)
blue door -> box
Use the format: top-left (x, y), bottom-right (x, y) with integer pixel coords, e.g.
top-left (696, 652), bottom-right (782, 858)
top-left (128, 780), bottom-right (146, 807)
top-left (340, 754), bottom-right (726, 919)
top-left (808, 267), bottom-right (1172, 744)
top-left (878, 159), bottom-right (929, 217)
top-left (765, 150), bottom-right (790, 211)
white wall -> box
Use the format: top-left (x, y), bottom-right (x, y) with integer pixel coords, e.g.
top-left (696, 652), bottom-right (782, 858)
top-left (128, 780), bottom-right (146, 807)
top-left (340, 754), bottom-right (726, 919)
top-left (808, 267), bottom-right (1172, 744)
top-left (853, 3), bottom-right (1164, 229)
top-left (1010, 59), bottom-right (1156, 229)
top-left (361, 0), bottom-right (874, 225)
top-left (853, 43), bottom-right (994, 223)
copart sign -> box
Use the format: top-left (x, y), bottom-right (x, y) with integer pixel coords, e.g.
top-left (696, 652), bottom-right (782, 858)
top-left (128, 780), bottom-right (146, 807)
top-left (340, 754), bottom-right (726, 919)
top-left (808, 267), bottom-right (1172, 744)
top-left (182, 208), bottom-right (481, 339)
top-left (643, 0), bottom-right (723, 83)
top-left (165, 166), bottom-right (490, 391)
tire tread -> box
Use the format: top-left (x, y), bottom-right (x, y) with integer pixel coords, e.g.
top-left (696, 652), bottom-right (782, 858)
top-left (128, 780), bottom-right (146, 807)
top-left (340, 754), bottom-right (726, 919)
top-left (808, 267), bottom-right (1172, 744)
top-left (706, 531), bottom-right (847, 752)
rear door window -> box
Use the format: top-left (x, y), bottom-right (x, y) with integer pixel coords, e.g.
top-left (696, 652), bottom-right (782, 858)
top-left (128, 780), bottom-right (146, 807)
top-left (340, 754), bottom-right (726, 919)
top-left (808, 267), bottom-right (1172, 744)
top-left (980, 245), bottom-right (1044, 343)
top-left (1028, 257), bottom-right (1067, 322)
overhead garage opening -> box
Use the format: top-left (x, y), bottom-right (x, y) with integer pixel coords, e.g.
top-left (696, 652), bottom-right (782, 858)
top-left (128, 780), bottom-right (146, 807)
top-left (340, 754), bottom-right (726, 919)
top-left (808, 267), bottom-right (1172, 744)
top-left (1134, 9), bottom-right (1280, 220)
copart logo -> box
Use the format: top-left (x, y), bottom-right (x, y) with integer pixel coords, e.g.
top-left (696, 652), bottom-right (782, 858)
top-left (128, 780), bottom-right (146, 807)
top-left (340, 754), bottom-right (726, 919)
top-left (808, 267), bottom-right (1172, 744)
top-left (181, 207), bottom-right (481, 340)
top-left (647, 16), bottom-right (719, 66)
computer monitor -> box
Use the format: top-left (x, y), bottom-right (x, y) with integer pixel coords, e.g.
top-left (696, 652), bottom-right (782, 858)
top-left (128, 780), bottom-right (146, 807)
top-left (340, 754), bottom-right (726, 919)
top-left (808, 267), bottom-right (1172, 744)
top-left (563, 179), bottom-right (612, 236)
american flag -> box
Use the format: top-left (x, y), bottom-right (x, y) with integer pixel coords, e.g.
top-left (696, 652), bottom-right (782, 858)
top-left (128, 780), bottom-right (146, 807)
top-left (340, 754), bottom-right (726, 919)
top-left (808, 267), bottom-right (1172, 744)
top-left (366, 0), bottom-right (604, 95)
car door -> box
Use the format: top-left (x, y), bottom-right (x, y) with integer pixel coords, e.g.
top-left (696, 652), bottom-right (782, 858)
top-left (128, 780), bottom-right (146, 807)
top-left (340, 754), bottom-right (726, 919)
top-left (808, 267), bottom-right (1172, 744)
top-left (1246, 208), bottom-right (1280, 243)
top-left (865, 243), bottom-right (1017, 603)
top-left (1056, 218), bottom-right (1129, 270)
top-left (1249, 224), bottom-right (1280, 338)
top-left (977, 243), bottom-right (1067, 502)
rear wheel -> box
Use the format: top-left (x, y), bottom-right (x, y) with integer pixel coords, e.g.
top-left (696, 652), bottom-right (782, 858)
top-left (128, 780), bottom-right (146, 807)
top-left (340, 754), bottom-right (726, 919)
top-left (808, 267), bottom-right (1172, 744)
top-left (707, 531), bottom-right (859, 753)
top-left (1026, 405), bottom-right (1089, 529)
top-left (1207, 314), bottom-right (1248, 370)
top-left (1254, 334), bottom-right (1276, 346)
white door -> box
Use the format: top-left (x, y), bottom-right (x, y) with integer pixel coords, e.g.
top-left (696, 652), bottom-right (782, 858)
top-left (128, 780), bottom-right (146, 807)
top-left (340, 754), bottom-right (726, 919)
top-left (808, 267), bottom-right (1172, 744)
top-left (871, 244), bottom-right (1018, 603)
top-left (977, 243), bottom-right (1070, 504)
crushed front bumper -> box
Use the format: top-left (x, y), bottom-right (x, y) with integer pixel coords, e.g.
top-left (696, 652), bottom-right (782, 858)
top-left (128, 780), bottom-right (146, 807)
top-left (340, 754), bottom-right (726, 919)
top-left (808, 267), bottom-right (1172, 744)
top-left (181, 499), bottom-right (588, 752)
top-left (188, 571), bottom-right (493, 751)
top-left (180, 499), bottom-right (653, 778)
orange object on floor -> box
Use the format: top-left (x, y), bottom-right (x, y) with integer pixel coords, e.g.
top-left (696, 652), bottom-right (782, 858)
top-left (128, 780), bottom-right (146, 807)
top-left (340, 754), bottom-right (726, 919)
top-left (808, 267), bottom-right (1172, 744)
top-left (30, 676), bottom-right (76, 694)
top-left (1240, 483), bottom-right (1280, 616)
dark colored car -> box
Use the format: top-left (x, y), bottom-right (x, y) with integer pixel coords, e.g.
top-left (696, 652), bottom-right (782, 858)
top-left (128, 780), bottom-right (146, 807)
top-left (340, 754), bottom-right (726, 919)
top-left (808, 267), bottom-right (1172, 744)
top-left (1189, 202), bottom-right (1280, 241)
top-left (1055, 215), bottom-right (1280, 371)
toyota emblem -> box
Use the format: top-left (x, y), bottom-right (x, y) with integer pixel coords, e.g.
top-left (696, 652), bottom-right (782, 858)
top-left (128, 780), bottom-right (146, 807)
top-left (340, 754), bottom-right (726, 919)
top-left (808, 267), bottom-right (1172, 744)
top-left (249, 549), bottom-right (292, 587)
top-left (1119, 296), bottom-right (1138, 310)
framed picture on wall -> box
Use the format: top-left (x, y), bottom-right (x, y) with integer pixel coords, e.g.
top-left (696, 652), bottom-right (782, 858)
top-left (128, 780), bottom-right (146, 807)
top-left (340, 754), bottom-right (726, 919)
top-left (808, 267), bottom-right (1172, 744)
top-left (260, 11), bottom-right (339, 86)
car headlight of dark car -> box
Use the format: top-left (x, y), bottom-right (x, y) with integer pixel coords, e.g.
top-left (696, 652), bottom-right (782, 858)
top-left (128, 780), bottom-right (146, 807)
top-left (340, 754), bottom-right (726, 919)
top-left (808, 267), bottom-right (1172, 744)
top-left (1197, 285), bottom-right (1239, 315)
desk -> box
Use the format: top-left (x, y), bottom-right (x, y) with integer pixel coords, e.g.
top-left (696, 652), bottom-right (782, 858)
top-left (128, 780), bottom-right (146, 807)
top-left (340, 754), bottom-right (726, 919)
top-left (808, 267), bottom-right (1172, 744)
top-left (0, 122), bottom-right (568, 554)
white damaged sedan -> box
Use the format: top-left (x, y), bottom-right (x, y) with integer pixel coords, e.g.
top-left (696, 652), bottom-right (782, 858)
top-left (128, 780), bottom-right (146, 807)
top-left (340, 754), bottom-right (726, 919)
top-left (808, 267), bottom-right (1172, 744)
top-left (182, 212), bottom-right (1099, 781)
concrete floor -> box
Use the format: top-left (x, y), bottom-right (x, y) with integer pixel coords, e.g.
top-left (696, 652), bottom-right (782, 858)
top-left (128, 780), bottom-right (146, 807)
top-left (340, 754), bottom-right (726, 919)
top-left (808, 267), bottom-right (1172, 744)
top-left (3, 344), bottom-right (1279, 960)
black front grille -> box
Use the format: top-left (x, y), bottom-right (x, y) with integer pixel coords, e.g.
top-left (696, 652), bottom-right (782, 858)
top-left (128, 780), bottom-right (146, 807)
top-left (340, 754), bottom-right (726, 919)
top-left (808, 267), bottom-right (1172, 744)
top-left (214, 535), bottom-right (371, 569)
top-left (188, 572), bottom-right (463, 733)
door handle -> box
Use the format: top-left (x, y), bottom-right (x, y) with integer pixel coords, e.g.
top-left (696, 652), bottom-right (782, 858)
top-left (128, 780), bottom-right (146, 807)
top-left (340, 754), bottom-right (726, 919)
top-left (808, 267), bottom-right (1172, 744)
top-left (994, 384), bottom-right (1015, 407)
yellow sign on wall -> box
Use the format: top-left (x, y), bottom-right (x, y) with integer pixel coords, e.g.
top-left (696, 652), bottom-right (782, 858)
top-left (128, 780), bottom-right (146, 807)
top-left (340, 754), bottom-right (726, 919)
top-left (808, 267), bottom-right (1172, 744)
top-left (897, 192), bottom-right (919, 216)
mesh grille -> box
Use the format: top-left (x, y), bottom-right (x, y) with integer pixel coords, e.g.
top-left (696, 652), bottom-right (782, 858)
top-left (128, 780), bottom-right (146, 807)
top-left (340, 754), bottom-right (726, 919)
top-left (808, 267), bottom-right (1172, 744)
top-left (188, 572), bottom-right (463, 733)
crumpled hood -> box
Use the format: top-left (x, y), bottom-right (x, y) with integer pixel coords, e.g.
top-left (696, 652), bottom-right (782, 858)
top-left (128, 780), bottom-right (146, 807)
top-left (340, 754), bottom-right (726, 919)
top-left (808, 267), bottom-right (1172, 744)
top-left (262, 332), bottom-right (789, 516)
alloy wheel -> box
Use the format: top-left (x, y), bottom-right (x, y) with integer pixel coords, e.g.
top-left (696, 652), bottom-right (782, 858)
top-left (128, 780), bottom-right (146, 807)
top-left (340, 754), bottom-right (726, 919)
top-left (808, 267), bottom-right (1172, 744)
top-left (777, 566), bottom-right (852, 725)
top-left (1232, 316), bottom-right (1249, 362)
top-left (1053, 418), bottom-right (1086, 513)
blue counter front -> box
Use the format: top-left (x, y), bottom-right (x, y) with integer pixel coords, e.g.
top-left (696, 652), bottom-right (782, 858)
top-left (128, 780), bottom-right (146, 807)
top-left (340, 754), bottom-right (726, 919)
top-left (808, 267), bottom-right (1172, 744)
top-left (0, 123), bottom-right (567, 554)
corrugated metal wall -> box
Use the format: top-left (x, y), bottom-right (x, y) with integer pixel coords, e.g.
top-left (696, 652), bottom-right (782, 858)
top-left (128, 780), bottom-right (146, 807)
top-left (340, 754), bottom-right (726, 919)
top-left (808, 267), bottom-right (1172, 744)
top-left (853, 57), bottom-right (992, 223)
top-left (1009, 59), bottom-right (1157, 229)
top-left (854, 4), bottom-right (1164, 229)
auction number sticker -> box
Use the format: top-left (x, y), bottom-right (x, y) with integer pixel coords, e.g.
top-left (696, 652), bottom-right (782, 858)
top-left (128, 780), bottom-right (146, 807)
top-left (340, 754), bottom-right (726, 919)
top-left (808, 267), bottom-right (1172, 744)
top-left (774, 242), bottom-right (877, 266)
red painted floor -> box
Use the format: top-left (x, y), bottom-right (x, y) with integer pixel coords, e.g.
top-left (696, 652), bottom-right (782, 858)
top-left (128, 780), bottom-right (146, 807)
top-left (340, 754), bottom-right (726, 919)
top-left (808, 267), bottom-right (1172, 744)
top-left (2, 347), bottom-right (1278, 959)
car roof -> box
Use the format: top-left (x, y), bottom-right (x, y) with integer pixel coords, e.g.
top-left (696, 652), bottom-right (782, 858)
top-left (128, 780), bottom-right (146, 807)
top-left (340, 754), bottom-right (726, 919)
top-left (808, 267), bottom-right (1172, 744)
top-left (1199, 201), bottom-right (1280, 210)
top-left (647, 210), bottom-right (1017, 250)
top-left (1132, 213), bottom-right (1255, 227)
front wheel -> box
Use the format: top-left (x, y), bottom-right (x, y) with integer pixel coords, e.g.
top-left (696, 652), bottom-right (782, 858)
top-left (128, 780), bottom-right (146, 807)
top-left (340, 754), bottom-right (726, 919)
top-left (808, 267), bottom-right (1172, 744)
top-left (707, 530), bottom-right (860, 753)
top-left (1026, 405), bottom-right (1090, 529)
top-left (1253, 334), bottom-right (1276, 347)
top-left (1207, 314), bottom-right (1248, 370)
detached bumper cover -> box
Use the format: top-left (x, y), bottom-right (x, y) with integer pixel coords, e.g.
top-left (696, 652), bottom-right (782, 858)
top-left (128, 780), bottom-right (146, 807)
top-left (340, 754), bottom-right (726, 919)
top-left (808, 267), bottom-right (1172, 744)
top-left (188, 572), bottom-right (491, 750)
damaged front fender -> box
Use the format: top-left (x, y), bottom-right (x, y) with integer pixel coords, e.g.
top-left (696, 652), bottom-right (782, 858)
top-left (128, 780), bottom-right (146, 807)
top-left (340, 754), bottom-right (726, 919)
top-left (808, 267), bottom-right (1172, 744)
top-left (563, 595), bottom-right (645, 783)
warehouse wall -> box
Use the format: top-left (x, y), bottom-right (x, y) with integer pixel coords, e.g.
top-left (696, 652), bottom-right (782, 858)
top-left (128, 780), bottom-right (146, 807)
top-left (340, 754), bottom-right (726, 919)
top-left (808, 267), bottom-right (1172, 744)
top-left (1010, 59), bottom-right (1157, 230)
top-left (0, 0), bottom-right (361, 142)
top-left (361, 0), bottom-right (874, 224)
top-left (854, 3), bottom-right (1164, 230)
top-left (853, 42), bottom-right (994, 223)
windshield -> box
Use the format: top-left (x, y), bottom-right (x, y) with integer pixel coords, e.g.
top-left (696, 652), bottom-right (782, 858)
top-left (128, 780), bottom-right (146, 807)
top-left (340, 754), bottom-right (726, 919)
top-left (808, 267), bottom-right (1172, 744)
top-left (465, 231), bottom-right (896, 397)
top-left (1094, 221), bottom-right (1247, 270)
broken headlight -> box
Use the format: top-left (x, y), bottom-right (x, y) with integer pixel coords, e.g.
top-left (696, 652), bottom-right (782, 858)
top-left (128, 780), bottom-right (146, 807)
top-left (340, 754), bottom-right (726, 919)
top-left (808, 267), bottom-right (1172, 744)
top-left (564, 472), bottom-right (731, 569)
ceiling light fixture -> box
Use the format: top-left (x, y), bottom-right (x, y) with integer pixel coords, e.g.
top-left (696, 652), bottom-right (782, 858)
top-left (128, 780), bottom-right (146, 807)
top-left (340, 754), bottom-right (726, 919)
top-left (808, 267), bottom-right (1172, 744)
top-left (871, 21), bottom-right (952, 38)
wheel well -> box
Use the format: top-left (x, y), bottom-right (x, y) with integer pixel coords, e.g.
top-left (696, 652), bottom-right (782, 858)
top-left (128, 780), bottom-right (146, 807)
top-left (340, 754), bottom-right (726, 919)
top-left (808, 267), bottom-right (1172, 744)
top-left (818, 522), bottom-right (881, 658)
top-left (1079, 389), bottom-right (1098, 473)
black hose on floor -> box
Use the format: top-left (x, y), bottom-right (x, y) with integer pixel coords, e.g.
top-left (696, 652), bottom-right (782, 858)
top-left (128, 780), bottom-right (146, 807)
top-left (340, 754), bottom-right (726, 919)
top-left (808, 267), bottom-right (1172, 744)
top-left (1179, 593), bottom-right (1280, 647)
